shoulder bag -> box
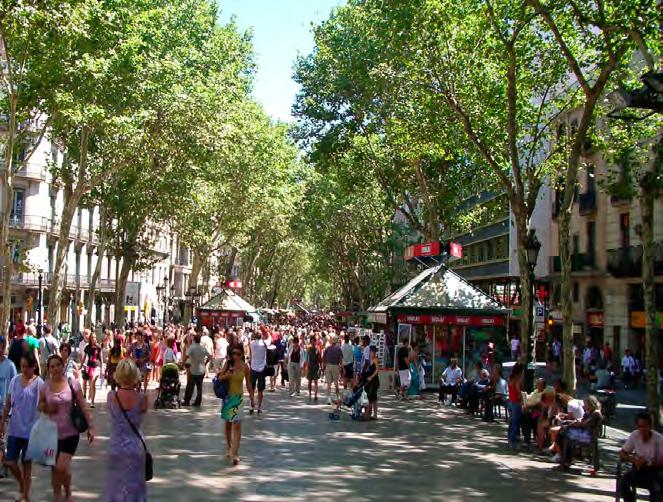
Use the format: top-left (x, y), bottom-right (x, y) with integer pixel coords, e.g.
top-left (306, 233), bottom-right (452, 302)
top-left (115, 392), bottom-right (153, 481)
top-left (68, 378), bottom-right (88, 433)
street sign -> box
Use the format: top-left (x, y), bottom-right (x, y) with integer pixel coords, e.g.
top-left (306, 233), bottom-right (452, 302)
top-left (449, 242), bottom-right (463, 258)
top-left (535, 306), bottom-right (545, 323)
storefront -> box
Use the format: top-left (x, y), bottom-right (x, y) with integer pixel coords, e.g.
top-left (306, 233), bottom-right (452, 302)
top-left (196, 288), bottom-right (257, 329)
top-left (368, 264), bottom-right (510, 387)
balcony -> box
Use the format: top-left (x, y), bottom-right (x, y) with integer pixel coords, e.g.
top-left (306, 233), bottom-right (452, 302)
top-left (607, 244), bottom-right (663, 278)
top-left (578, 190), bottom-right (597, 215)
top-left (551, 253), bottom-right (597, 273)
top-left (15, 167), bottom-right (47, 181)
top-left (6, 213), bottom-right (50, 232)
top-left (610, 194), bottom-right (630, 207)
top-left (453, 218), bottom-right (509, 246)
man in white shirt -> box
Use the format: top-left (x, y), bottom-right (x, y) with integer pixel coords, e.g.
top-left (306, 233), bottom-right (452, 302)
top-left (38, 324), bottom-right (60, 376)
top-left (248, 331), bottom-right (267, 414)
top-left (619, 412), bottom-right (663, 502)
top-left (340, 333), bottom-right (355, 388)
top-left (439, 358), bottom-right (463, 405)
top-left (183, 334), bottom-right (210, 407)
top-left (622, 349), bottom-right (636, 389)
top-left (510, 337), bottom-right (520, 361)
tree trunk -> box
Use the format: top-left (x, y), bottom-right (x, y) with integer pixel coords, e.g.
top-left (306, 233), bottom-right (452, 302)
top-left (640, 177), bottom-right (660, 427)
top-left (558, 209), bottom-right (577, 393)
top-left (114, 255), bottom-right (133, 328)
top-left (86, 207), bottom-right (107, 328)
top-left (513, 211), bottom-right (533, 366)
top-left (46, 190), bottom-right (78, 328)
top-left (0, 93), bottom-right (18, 335)
top-left (225, 247), bottom-right (238, 278)
top-left (414, 160), bottom-right (439, 241)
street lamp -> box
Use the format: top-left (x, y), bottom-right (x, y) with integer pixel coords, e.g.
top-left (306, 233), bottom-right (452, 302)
top-left (155, 283), bottom-right (165, 327)
top-left (524, 229), bottom-right (541, 392)
top-left (25, 248), bottom-right (48, 338)
top-left (186, 285), bottom-right (201, 325)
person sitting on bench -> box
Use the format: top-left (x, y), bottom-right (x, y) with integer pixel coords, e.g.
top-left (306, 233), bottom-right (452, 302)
top-left (439, 358), bottom-right (463, 405)
top-left (619, 412), bottom-right (663, 502)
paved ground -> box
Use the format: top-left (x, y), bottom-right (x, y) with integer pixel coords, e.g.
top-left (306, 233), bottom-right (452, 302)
top-left (0, 379), bottom-right (627, 501)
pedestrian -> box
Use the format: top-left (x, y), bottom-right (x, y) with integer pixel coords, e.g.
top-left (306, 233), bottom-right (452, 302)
top-left (618, 412), bottom-right (663, 502)
top-left (510, 336), bottom-right (520, 361)
top-left (38, 324), bottom-right (60, 378)
top-left (306, 335), bottom-right (321, 400)
top-left (340, 333), bottom-right (354, 389)
top-left (396, 338), bottom-right (411, 399)
top-left (213, 330), bottom-right (228, 371)
top-left (248, 331), bottom-right (267, 414)
top-left (182, 333), bottom-right (209, 407)
top-left (82, 333), bottom-right (103, 408)
top-left (286, 337), bottom-right (303, 396)
top-left (105, 359), bottom-right (149, 502)
top-left (130, 331), bottom-right (151, 393)
top-left (323, 335), bottom-right (343, 405)
top-left (363, 345), bottom-right (380, 420)
top-left (39, 354), bottom-right (95, 502)
top-left (507, 362), bottom-right (525, 450)
top-left (622, 349), bottom-right (636, 389)
top-left (218, 347), bottom-right (254, 465)
top-left (60, 343), bottom-right (79, 380)
top-left (107, 335), bottom-right (125, 391)
top-left (1, 352), bottom-right (43, 502)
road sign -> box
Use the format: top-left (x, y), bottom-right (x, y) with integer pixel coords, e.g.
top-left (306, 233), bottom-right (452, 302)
top-left (535, 306), bottom-right (545, 323)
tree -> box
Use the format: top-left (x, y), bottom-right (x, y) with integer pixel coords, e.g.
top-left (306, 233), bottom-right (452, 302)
top-left (295, 0), bottom-right (571, 365)
top-left (0, 0), bottom-right (85, 334)
top-left (526, 0), bottom-right (659, 395)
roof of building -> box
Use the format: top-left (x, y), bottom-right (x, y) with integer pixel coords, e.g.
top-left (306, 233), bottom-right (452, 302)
top-left (198, 288), bottom-right (256, 313)
top-left (369, 264), bottom-right (509, 315)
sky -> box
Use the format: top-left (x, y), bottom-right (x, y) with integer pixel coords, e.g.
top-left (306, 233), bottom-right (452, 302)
top-left (219, 0), bottom-right (343, 123)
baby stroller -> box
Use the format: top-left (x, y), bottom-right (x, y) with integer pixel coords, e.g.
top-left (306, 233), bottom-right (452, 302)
top-left (154, 363), bottom-right (181, 409)
top-left (329, 380), bottom-right (368, 421)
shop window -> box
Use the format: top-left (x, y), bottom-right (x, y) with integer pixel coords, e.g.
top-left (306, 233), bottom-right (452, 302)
top-left (620, 213), bottom-right (630, 249)
top-left (587, 164), bottom-right (596, 193)
top-left (478, 244), bottom-right (485, 263)
top-left (573, 283), bottom-right (579, 303)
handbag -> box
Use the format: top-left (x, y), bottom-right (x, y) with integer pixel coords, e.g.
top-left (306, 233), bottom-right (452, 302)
top-left (212, 375), bottom-right (229, 400)
top-left (68, 378), bottom-right (88, 433)
top-left (115, 392), bottom-right (153, 481)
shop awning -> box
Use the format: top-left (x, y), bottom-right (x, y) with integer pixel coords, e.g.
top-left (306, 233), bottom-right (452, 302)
top-left (368, 264), bottom-right (510, 320)
top-left (197, 288), bottom-right (257, 314)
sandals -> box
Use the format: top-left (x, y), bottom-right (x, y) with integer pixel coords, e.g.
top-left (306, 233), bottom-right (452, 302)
top-left (232, 457), bottom-right (240, 465)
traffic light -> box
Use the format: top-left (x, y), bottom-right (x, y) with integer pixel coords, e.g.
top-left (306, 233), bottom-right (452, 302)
top-left (547, 314), bottom-right (553, 328)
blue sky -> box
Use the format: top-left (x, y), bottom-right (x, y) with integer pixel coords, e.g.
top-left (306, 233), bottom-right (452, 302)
top-left (219, 0), bottom-right (343, 123)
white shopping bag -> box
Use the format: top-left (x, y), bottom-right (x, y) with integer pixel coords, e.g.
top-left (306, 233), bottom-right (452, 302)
top-left (25, 415), bottom-right (58, 466)
top-left (359, 390), bottom-right (369, 407)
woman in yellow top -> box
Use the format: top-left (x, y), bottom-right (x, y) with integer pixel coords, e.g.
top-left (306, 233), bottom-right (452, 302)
top-left (218, 347), bottom-right (254, 465)
top-left (106, 334), bottom-right (126, 391)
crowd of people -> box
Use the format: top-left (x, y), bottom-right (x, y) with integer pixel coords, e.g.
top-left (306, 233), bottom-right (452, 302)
top-left (0, 315), bottom-right (661, 500)
top-left (0, 314), bottom-right (385, 500)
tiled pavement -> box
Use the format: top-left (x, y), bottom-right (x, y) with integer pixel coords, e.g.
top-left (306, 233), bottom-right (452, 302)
top-left (0, 380), bottom-right (626, 501)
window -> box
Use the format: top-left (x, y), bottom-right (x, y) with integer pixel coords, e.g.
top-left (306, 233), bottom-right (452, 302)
top-left (478, 244), bottom-right (485, 263)
top-left (487, 240), bottom-right (494, 261)
top-left (587, 221), bottom-right (596, 262)
top-left (573, 235), bottom-right (580, 256)
top-left (573, 283), bottom-right (579, 303)
top-left (587, 164), bottom-right (596, 193)
top-left (11, 189), bottom-right (24, 219)
top-left (620, 213), bottom-right (630, 249)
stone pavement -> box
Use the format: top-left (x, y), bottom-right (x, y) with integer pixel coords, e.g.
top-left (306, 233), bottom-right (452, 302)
top-left (0, 380), bottom-right (625, 501)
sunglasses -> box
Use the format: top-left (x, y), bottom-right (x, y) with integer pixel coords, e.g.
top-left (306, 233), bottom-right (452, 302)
top-left (232, 351), bottom-right (242, 356)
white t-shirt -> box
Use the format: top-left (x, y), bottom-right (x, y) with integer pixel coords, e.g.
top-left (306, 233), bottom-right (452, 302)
top-left (215, 338), bottom-right (229, 360)
top-left (510, 338), bottom-right (520, 351)
top-left (39, 335), bottom-right (60, 363)
top-left (566, 398), bottom-right (585, 420)
top-left (341, 343), bottom-right (354, 365)
top-left (200, 335), bottom-right (214, 357)
top-left (250, 340), bottom-right (267, 372)
top-left (442, 366), bottom-right (463, 385)
top-left (623, 430), bottom-right (663, 464)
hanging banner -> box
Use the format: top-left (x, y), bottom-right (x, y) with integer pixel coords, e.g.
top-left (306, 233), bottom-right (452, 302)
top-left (396, 314), bottom-right (506, 327)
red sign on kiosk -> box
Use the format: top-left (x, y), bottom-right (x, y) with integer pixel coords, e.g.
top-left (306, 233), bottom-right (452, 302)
top-left (405, 241), bottom-right (441, 260)
top-left (396, 314), bottom-right (506, 327)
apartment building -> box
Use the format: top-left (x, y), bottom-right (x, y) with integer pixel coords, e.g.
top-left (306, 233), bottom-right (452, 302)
top-left (547, 116), bottom-right (663, 360)
top-left (0, 135), bottom-right (199, 331)
top-left (448, 188), bottom-right (553, 350)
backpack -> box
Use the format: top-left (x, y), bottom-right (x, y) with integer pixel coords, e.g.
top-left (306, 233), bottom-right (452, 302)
top-left (8, 338), bottom-right (26, 369)
top-left (266, 343), bottom-right (279, 366)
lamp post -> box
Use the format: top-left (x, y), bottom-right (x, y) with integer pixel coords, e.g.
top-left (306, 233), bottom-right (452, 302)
top-left (155, 283), bottom-right (165, 327)
top-left (524, 229), bottom-right (541, 392)
top-left (186, 286), bottom-right (201, 325)
top-left (36, 269), bottom-right (43, 338)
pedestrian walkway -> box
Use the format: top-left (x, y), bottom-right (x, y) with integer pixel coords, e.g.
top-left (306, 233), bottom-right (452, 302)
top-left (0, 382), bottom-right (622, 501)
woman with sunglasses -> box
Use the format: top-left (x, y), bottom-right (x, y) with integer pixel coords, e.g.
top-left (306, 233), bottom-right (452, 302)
top-left (218, 347), bottom-right (254, 465)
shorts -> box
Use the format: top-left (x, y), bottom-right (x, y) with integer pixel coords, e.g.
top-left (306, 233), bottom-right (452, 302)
top-left (399, 369), bottom-right (412, 389)
top-left (6, 435), bottom-right (29, 463)
top-left (57, 434), bottom-right (80, 458)
top-left (250, 369), bottom-right (266, 392)
top-left (325, 364), bottom-right (340, 383)
top-left (343, 363), bottom-right (354, 379)
top-left (86, 365), bottom-right (100, 380)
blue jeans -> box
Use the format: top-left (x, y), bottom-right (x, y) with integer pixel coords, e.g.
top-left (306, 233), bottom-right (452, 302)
top-left (507, 402), bottom-right (522, 447)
